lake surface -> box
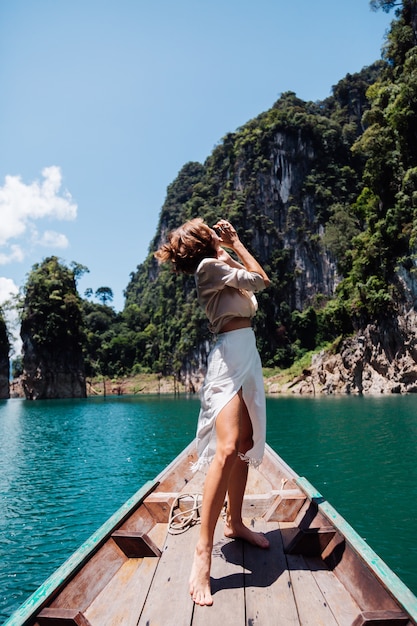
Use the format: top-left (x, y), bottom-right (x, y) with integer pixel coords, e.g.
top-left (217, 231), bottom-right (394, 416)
top-left (1, 394), bottom-right (417, 622)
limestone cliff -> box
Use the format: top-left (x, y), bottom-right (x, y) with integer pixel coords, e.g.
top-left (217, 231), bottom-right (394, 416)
top-left (125, 70), bottom-right (384, 377)
top-left (0, 359), bottom-right (9, 399)
top-left (0, 315), bottom-right (9, 399)
top-left (21, 336), bottom-right (86, 400)
top-left (230, 124), bottom-right (341, 310)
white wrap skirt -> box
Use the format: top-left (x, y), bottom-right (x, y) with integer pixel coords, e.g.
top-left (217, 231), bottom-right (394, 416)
top-left (192, 327), bottom-right (266, 472)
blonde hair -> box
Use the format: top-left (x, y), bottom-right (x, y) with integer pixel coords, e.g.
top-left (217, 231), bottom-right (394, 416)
top-left (154, 218), bottom-right (217, 274)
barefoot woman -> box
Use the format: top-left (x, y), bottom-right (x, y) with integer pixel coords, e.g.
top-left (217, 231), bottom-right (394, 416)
top-left (155, 218), bottom-right (270, 606)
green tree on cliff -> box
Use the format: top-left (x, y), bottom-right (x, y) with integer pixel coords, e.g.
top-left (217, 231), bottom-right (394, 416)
top-left (337, 0), bottom-right (417, 320)
top-left (95, 287), bottom-right (114, 306)
top-left (370, 0), bottom-right (402, 12)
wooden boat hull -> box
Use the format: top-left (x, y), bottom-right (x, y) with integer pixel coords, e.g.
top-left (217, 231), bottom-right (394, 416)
top-left (4, 442), bottom-right (417, 625)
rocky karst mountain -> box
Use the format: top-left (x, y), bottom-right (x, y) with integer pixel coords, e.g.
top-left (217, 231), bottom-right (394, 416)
top-left (124, 68), bottom-right (380, 384)
top-left (0, 313), bottom-right (9, 399)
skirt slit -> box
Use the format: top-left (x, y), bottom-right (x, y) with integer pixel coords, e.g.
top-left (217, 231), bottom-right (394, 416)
top-left (191, 327), bottom-right (266, 472)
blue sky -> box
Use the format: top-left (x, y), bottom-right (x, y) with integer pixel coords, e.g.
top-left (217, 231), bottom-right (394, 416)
top-left (0, 0), bottom-right (393, 329)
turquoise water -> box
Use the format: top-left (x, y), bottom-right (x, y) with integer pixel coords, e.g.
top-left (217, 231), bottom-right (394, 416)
top-left (1, 394), bottom-right (417, 622)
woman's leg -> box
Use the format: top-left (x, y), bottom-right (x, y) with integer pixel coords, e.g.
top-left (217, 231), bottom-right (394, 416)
top-left (224, 398), bottom-right (270, 548)
top-left (189, 392), bottom-right (269, 606)
top-left (189, 392), bottom-right (242, 606)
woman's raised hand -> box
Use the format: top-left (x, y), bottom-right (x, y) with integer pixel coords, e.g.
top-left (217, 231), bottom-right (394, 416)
top-left (213, 219), bottom-right (270, 287)
top-left (213, 220), bottom-right (239, 249)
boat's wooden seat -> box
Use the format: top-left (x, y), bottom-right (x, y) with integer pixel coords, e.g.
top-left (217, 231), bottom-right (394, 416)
top-left (36, 607), bottom-right (92, 625)
top-left (352, 610), bottom-right (410, 625)
top-left (142, 487), bottom-right (307, 523)
top-left (284, 526), bottom-right (337, 556)
top-left (111, 529), bottom-right (161, 557)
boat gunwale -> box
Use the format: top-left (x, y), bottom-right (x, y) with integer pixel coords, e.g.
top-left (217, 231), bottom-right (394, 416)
top-left (296, 474), bottom-right (417, 621)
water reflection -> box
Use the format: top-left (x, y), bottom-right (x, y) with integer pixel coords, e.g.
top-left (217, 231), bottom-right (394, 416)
top-left (0, 399), bottom-right (24, 496)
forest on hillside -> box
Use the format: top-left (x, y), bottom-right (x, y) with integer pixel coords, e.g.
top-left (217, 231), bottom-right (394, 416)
top-left (2, 0), bottom-right (417, 393)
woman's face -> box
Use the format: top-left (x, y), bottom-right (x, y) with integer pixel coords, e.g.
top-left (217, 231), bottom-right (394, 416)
top-left (209, 228), bottom-right (221, 250)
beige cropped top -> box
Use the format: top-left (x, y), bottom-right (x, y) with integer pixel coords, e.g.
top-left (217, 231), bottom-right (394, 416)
top-left (195, 257), bottom-right (267, 334)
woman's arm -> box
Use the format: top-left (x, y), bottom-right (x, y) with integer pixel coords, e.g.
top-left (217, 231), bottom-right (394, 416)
top-left (214, 220), bottom-right (271, 287)
top-left (216, 247), bottom-right (245, 270)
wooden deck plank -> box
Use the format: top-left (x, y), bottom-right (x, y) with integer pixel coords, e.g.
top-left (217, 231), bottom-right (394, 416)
top-left (84, 558), bottom-right (156, 626)
top-left (246, 464), bottom-right (275, 494)
top-left (49, 541), bottom-right (126, 611)
top-left (84, 524), bottom-right (168, 626)
top-left (286, 554), bottom-right (339, 625)
top-left (138, 522), bottom-right (198, 625)
top-left (304, 555), bottom-right (361, 626)
top-left (179, 469), bottom-right (206, 495)
top-left (244, 519), bottom-right (299, 625)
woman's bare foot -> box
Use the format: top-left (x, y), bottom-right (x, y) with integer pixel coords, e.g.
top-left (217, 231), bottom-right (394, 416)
top-left (189, 544), bottom-right (213, 606)
top-left (224, 520), bottom-right (270, 548)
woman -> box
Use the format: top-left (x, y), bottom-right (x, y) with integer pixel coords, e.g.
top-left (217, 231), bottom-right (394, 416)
top-left (155, 218), bottom-right (270, 606)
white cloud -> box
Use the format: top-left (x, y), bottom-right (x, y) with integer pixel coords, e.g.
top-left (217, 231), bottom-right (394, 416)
top-left (0, 166), bottom-right (77, 263)
top-left (36, 230), bottom-right (69, 249)
top-left (0, 277), bottom-right (18, 304)
top-left (0, 244), bottom-right (24, 266)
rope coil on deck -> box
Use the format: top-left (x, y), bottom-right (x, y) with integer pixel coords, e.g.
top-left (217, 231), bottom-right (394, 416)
top-left (168, 494), bottom-right (202, 534)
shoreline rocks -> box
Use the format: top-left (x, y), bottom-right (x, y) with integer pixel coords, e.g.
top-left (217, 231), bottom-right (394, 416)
top-left (267, 313), bottom-right (417, 395)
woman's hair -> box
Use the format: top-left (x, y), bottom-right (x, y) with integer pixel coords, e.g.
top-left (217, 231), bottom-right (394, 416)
top-left (154, 218), bottom-right (217, 274)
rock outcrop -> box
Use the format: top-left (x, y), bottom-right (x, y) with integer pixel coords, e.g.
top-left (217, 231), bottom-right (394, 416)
top-left (21, 336), bottom-right (86, 400)
top-left (268, 311), bottom-right (417, 395)
top-left (0, 359), bottom-right (9, 399)
top-left (233, 126), bottom-right (341, 311)
top-left (0, 316), bottom-right (9, 399)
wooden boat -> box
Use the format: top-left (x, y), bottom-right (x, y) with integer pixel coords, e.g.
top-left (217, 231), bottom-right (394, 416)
top-left (5, 441), bottom-right (417, 626)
